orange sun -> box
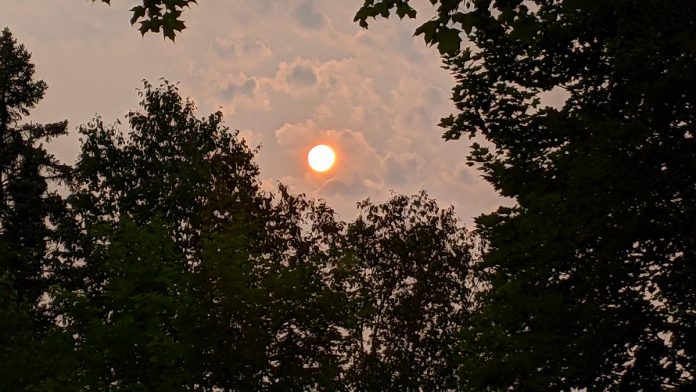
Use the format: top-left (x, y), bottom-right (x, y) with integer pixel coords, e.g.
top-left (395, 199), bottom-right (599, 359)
top-left (308, 144), bottom-right (336, 172)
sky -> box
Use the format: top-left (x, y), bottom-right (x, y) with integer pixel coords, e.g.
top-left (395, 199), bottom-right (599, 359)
top-left (2, 0), bottom-right (505, 222)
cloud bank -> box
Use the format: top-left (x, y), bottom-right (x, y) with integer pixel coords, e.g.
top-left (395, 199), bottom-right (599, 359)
top-left (2, 0), bottom-right (506, 221)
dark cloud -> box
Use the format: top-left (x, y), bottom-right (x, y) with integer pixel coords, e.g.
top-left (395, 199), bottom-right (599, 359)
top-left (212, 36), bottom-right (270, 59)
top-left (220, 78), bottom-right (257, 100)
top-left (422, 85), bottom-right (444, 105)
top-left (457, 165), bottom-right (479, 184)
top-left (384, 153), bottom-right (423, 185)
top-left (294, 1), bottom-right (325, 29)
top-left (322, 178), bottom-right (369, 197)
top-left (287, 64), bottom-right (317, 86)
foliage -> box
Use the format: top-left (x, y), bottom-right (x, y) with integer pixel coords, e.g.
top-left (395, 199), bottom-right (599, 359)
top-left (356, 0), bottom-right (696, 389)
top-left (65, 80), bottom-right (264, 389)
top-left (95, 0), bottom-right (197, 40)
top-left (67, 79), bottom-right (262, 389)
top-left (67, 80), bottom-right (353, 390)
top-left (343, 192), bottom-right (473, 390)
top-left (0, 27), bottom-right (74, 390)
top-left (72, 80), bottom-right (260, 258)
top-left (199, 188), bottom-right (350, 391)
top-left (1, 25), bottom-right (480, 391)
top-left (63, 218), bottom-right (199, 391)
top-left (61, 80), bottom-right (477, 389)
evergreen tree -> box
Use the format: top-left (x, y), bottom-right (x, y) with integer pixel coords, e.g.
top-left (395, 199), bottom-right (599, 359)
top-left (0, 27), bottom-right (74, 390)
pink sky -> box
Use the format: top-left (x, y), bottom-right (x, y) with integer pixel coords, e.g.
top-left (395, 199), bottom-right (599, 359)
top-left (2, 0), bottom-right (506, 221)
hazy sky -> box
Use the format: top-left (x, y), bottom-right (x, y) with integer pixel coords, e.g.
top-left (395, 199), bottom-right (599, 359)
top-left (2, 0), bottom-right (505, 221)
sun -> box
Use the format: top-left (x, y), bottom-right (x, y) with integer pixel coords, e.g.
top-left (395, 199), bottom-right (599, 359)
top-left (308, 144), bottom-right (336, 172)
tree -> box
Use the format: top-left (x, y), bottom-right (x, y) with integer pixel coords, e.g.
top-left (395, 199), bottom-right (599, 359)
top-left (66, 80), bottom-right (264, 390)
top-left (356, 0), bottom-right (696, 390)
top-left (94, 0), bottom-right (197, 40)
top-left (65, 82), bottom-right (478, 391)
top-left (0, 27), bottom-right (75, 390)
top-left (62, 218), bottom-right (199, 391)
top-left (67, 80), bottom-right (349, 390)
top-left (200, 187), bottom-right (349, 391)
top-left (72, 80), bottom-right (261, 259)
top-left (342, 192), bottom-right (473, 390)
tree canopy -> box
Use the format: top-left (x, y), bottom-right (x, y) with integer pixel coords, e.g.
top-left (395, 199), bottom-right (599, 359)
top-left (356, 0), bottom-right (696, 389)
top-left (343, 192), bottom-right (473, 390)
top-left (6, 0), bottom-right (696, 388)
top-left (0, 28), bottom-right (478, 390)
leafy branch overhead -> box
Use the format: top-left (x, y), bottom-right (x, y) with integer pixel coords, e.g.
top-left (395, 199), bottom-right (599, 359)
top-left (354, 0), bottom-right (469, 56)
top-left (96, 0), bottom-right (197, 40)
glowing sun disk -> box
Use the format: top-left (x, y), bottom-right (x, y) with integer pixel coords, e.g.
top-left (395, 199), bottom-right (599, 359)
top-left (308, 145), bottom-right (336, 172)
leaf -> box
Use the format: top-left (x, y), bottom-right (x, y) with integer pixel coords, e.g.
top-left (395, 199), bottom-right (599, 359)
top-left (436, 27), bottom-right (462, 55)
top-left (129, 6), bottom-right (146, 25)
top-left (414, 20), bottom-right (438, 44)
top-left (453, 11), bottom-right (478, 35)
top-left (396, 3), bottom-right (417, 19)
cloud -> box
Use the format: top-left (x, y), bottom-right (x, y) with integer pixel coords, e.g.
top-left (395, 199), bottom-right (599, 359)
top-left (294, 1), bottom-right (326, 29)
top-left (274, 120), bottom-right (385, 201)
top-left (6, 0), bottom-right (505, 221)
top-left (220, 77), bottom-right (258, 99)
top-left (210, 72), bottom-right (270, 114)
top-left (264, 59), bottom-right (323, 97)
top-left (383, 152), bottom-right (424, 185)
top-left (322, 178), bottom-right (369, 197)
top-left (287, 64), bottom-right (317, 86)
top-left (211, 36), bottom-right (272, 61)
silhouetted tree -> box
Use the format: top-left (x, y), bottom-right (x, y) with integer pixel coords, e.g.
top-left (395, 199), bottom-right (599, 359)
top-left (72, 80), bottom-right (260, 259)
top-left (62, 218), bottom-right (199, 391)
top-left (0, 27), bottom-right (75, 390)
top-left (356, 0), bottom-right (696, 389)
top-left (200, 187), bottom-right (349, 391)
top-left (343, 192), bottom-right (473, 390)
top-left (66, 81), bottom-right (348, 390)
top-left (65, 80), bottom-right (261, 390)
top-left (64, 82), bottom-right (477, 391)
